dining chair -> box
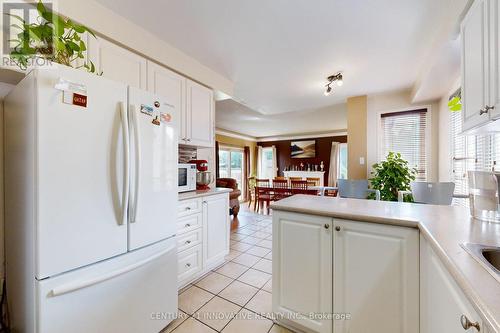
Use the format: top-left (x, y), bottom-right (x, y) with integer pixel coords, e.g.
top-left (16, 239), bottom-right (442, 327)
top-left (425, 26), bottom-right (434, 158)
top-left (272, 179), bottom-right (291, 201)
top-left (306, 177), bottom-right (321, 187)
top-left (291, 180), bottom-right (308, 192)
top-left (255, 179), bottom-right (272, 213)
top-left (337, 179), bottom-right (380, 200)
top-left (398, 182), bottom-right (455, 205)
top-left (289, 177), bottom-right (303, 181)
top-left (247, 176), bottom-right (256, 208)
top-left (274, 176), bottom-right (286, 181)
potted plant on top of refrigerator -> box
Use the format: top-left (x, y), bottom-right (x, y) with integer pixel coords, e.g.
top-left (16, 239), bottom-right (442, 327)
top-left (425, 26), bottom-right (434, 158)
top-left (6, 0), bottom-right (100, 74)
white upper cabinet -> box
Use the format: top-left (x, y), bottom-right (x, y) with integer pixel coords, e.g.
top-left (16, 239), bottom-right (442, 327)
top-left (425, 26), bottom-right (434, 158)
top-left (88, 37), bottom-right (147, 89)
top-left (461, 0), bottom-right (500, 130)
top-left (420, 235), bottom-right (482, 333)
top-left (186, 80), bottom-right (214, 147)
top-left (489, 0), bottom-right (500, 120)
top-left (147, 61), bottom-right (187, 142)
top-left (333, 219), bottom-right (419, 333)
top-left (272, 211), bottom-right (333, 333)
top-left (462, 0), bottom-right (489, 131)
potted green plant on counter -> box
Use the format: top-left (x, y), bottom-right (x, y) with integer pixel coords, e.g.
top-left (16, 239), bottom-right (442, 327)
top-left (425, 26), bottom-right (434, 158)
top-left (369, 152), bottom-right (416, 202)
top-left (6, 0), bottom-right (99, 73)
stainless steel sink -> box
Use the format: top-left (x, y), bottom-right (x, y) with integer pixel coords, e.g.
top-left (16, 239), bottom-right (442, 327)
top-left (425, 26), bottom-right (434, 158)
top-left (461, 243), bottom-right (500, 283)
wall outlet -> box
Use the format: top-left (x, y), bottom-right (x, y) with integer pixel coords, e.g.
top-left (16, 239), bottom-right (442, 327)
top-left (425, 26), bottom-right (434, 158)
top-left (359, 157), bottom-right (365, 165)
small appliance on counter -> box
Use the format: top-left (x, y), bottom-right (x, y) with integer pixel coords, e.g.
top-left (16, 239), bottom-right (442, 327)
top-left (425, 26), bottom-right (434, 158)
top-left (468, 171), bottom-right (500, 223)
top-left (190, 159), bottom-right (213, 190)
top-left (178, 163), bottom-right (197, 193)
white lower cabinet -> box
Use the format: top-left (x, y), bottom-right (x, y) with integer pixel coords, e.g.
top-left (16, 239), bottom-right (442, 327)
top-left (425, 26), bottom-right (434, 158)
top-left (177, 193), bottom-right (229, 288)
top-left (273, 212), bottom-right (419, 333)
top-left (272, 211), bottom-right (333, 333)
top-left (333, 219), bottom-right (419, 333)
top-left (420, 235), bottom-right (482, 333)
top-left (203, 194), bottom-right (230, 270)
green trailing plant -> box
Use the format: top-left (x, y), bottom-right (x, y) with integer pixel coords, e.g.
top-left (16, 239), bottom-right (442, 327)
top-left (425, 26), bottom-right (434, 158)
top-left (448, 89), bottom-right (462, 112)
top-left (6, 0), bottom-right (99, 73)
top-left (369, 152), bottom-right (416, 202)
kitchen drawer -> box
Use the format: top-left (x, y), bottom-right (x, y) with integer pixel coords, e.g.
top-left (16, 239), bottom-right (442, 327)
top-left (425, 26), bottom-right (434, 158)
top-left (177, 213), bottom-right (202, 235)
top-left (176, 228), bottom-right (202, 253)
top-left (177, 244), bottom-right (202, 286)
top-left (178, 198), bottom-right (202, 218)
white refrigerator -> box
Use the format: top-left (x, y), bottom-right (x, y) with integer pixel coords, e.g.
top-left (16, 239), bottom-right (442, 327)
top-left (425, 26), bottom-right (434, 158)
top-left (4, 65), bottom-right (178, 333)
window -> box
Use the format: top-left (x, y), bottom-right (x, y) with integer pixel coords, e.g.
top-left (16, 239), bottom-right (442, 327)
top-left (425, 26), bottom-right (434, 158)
top-left (380, 109), bottom-right (428, 180)
top-left (450, 109), bottom-right (500, 206)
top-left (260, 147), bottom-right (275, 179)
top-left (218, 147), bottom-right (245, 191)
top-left (338, 143), bottom-right (348, 179)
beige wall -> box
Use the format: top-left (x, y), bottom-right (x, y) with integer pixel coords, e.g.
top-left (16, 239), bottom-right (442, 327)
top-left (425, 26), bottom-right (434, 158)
top-left (347, 96), bottom-right (368, 179)
top-left (215, 134), bottom-right (257, 176)
top-left (20, 0), bottom-right (234, 95)
top-left (366, 90), bottom-right (440, 181)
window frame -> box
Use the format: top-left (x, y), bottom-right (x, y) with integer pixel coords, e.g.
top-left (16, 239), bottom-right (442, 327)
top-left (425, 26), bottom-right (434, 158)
top-left (218, 145), bottom-right (245, 194)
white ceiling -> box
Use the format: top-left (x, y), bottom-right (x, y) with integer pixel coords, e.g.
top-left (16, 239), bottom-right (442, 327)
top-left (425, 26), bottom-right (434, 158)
top-left (95, 0), bottom-right (463, 115)
top-left (216, 99), bottom-right (347, 138)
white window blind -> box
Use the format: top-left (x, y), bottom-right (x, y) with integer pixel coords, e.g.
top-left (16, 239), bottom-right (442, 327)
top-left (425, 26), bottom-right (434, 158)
top-left (450, 109), bottom-right (500, 207)
top-left (380, 109), bottom-right (428, 180)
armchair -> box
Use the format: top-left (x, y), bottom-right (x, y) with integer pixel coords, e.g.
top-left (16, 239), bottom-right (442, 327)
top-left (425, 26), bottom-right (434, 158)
top-left (216, 178), bottom-right (242, 216)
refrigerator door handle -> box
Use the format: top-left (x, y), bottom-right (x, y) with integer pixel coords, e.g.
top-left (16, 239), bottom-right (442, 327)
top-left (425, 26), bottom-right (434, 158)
top-left (131, 104), bottom-right (141, 223)
top-left (119, 102), bottom-right (129, 226)
top-left (50, 244), bottom-right (175, 297)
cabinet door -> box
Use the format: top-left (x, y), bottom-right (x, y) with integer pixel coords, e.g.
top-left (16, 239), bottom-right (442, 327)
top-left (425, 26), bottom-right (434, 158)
top-left (461, 0), bottom-right (489, 130)
top-left (420, 235), bottom-right (482, 333)
top-left (87, 37), bottom-right (147, 89)
top-left (333, 219), bottom-right (419, 333)
top-left (186, 80), bottom-right (214, 147)
top-left (272, 211), bottom-right (332, 333)
top-left (202, 194), bottom-right (229, 270)
top-left (147, 61), bottom-right (187, 142)
top-left (489, 0), bottom-right (500, 119)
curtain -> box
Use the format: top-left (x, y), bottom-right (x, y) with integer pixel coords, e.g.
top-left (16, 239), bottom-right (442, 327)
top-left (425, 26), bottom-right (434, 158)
top-left (257, 146), bottom-right (263, 178)
top-left (215, 141), bottom-right (220, 179)
top-left (328, 142), bottom-right (339, 187)
top-left (272, 145), bottom-right (278, 178)
top-left (243, 146), bottom-right (250, 201)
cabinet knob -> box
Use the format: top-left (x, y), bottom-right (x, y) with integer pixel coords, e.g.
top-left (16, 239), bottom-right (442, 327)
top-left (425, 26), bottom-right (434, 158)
top-left (479, 105), bottom-right (494, 115)
top-left (324, 224), bottom-right (330, 229)
top-left (460, 315), bottom-right (480, 331)
top-left (185, 240), bottom-right (191, 244)
top-left (186, 263), bottom-right (191, 268)
top-left (479, 108), bottom-right (488, 115)
top-left (335, 226), bottom-right (341, 231)
top-left (185, 207), bottom-right (191, 210)
top-left (185, 223), bottom-right (191, 227)
top-left (186, 138), bottom-right (191, 142)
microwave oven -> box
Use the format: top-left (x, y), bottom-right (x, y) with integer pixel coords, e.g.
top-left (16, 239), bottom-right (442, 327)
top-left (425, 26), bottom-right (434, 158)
top-left (178, 163), bottom-right (197, 193)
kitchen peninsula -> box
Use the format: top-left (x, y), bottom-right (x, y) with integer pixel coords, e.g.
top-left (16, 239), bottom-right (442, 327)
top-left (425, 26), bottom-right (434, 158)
top-left (271, 195), bottom-right (500, 333)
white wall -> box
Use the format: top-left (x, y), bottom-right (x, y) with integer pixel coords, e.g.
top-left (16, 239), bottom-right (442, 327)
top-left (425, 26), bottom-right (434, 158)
top-left (366, 90), bottom-right (440, 181)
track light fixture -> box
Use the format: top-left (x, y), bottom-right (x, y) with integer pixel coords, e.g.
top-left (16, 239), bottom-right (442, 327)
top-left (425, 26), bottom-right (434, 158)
top-left (324, 72), bottom-right (343, 96)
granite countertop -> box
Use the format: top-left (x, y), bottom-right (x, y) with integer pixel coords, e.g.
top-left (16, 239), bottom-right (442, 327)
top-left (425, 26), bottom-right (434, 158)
top-left (271, 195), bottom-right (500, 332)
top-left (178, 187), bottom-right (232, 201)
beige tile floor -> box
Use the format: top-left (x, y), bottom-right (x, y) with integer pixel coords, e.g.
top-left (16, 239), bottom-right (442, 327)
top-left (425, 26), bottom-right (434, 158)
top-left (161, 207), bottom-right (294, 333)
